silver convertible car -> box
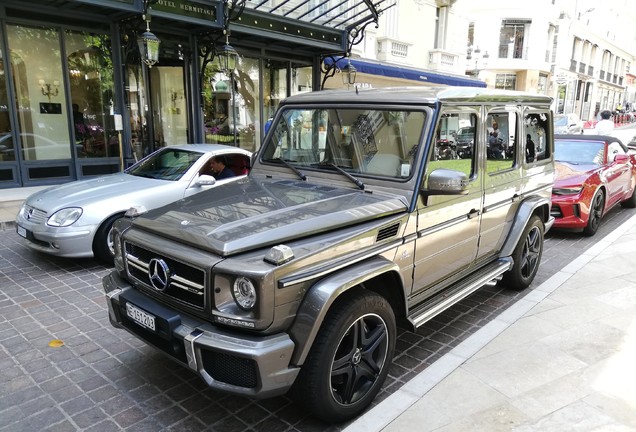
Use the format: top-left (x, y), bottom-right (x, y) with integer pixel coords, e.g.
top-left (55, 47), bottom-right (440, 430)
top-left (15, 144), bottom-right (251, 263)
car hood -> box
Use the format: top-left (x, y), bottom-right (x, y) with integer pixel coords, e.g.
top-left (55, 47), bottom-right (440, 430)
top-left (133, 177), bottom-right (408, 256)
top-left (25, 173), bottom-right (170, 210)
top-left (554, 161), bottom-right (599, 185)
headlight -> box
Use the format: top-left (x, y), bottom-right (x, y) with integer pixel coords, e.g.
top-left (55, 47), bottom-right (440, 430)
top-left (47, 207), bottom-right (83, 227)
top-left (552, 187), bottom-right (583, 196)
top-left (232, 277), bottom-right (257, 310)
top-left (112, 229), bottom-right (125, 274)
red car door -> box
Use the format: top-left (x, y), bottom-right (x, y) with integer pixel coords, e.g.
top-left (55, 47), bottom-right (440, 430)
top-left (604, 142), bottom-right (632, 206)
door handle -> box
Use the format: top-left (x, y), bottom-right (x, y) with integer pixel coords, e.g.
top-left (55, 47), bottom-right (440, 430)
top-left (468, 209), bottom-right (480, 219)
top-left (512, 194), bottom-right (521, 202)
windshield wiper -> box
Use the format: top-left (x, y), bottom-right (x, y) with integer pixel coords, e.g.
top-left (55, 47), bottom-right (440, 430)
top-left (265, 157), bottom-right (307, 181)
top-left (313, 163), bottom-right (365, 190)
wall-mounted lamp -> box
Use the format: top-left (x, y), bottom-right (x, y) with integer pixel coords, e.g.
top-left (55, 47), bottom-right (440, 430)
top-left (39, 79), bottom-right (59, 102)
top-left (341, 58), bottom-right (357, 88)
top-left (137, 8), bottom-right (160, 68)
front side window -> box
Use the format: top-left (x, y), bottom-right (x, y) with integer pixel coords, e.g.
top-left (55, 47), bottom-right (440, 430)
top-left (261, 108), bottom-right (426, 180)
top-left (429, 111), bottom-right (477, 178)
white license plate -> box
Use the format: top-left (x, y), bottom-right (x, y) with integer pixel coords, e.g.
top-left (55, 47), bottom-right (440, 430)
top-left (17, 225), bottom-right (27, 238)
top-left (126, 302), bottom-right (156, 332)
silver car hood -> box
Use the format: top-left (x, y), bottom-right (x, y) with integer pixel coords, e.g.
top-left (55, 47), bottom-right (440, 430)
top-left (133, 177), bottom-right (408, 256)
top-left (25, 173), bottom-right (173, 210)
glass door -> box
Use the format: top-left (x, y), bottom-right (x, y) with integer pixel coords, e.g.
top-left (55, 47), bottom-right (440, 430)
top-left (125, 36), bottom-right (190, 160)
top-left (149, 65), bottom-right (188, 148)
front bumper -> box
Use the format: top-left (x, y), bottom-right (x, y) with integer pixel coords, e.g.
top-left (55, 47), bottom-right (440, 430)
top-left (15, 212), bottom-right (96, 258)
top-left (103, 271), bottom-right (299, 398)
top-left (550, 196), bottom-right (587, 229)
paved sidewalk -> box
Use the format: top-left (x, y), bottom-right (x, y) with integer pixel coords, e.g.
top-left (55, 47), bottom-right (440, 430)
top-left (0, 186), bottom-right (48, 227)
top-left (346, 213), bottom-right (636, 432)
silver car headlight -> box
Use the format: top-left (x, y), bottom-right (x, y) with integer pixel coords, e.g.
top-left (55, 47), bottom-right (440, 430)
top-left (232, 277), bottom-right (257, 310)
top-left (47, 207), bottom-right (83, 227)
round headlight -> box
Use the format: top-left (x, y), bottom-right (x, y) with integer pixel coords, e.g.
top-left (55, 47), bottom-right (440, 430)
top-left (232, 277), bottom-right (257, 310)
top-left (47, 207), bottom-right (83, 227)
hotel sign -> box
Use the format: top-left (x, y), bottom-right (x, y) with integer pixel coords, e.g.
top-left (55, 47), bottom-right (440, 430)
top-left (153, 0), bottom-right (216, 22)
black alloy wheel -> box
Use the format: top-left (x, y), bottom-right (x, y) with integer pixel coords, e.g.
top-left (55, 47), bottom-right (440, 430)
top-left (583, 191), bottom-right (604, 236)
top-left (293, 290), bottom-right (395, 423)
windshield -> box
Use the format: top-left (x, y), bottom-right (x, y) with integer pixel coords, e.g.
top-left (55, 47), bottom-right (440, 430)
top-left (261, 108), bottom-right (426, 180)
top-left (554, 139), bottom-right (605, 165)
top-left (126, 148), bottom-right (203, 180)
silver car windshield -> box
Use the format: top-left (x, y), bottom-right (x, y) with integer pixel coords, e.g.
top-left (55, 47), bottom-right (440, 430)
top-left (126, 148), bottom-right (203, 180)
top-left (262, 108), bottom-right (426, 180)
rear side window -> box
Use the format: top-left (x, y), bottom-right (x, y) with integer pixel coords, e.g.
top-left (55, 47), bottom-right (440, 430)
top-left (524, 112), bottom-right (551, 164)
top-left (485, 109), bottom-right (519, 173)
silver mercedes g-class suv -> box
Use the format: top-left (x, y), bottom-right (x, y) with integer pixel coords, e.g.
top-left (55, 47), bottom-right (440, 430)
top-left (103, 86), bottom-right (554, 422)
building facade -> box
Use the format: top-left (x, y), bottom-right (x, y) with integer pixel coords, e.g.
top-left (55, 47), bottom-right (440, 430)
top-left (322, 0), bottom-right (485, 89)
top-left (0, 0), bottom-right (384, 189)
top-left (455, 0), bottom-right (636, 121)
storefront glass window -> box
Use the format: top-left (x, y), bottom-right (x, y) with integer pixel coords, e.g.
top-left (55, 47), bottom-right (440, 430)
top-left (291, 64), bottom-right (313, 96)
top-left (8, 24), bottom-right (72, 161)
top-left (150, 65), bottom-right (188, 147)
top-left (0, 41), bottom-right (13, 162)
top-left (126, 64), bottom-right (148, 160)
top-left (234, 56), bottom-right (260, 152)
top-left (65, 30), bottom-right (116, 158)
top-left (264, 59), bottom-right (288, 144)
top-left (202, 57), bottom-right (234, 145)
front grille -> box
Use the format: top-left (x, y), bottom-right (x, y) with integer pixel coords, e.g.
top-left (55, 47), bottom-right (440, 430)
top-left (200, 350), bottom-right (258, 388)
top-left (124, 241), bottom-right (206, 309)
top-left (22, 205), bottom-right (47, 224)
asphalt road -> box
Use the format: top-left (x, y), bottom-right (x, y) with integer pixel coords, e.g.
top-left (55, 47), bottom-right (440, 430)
top-left (1, 201), bottom-right (635, 432)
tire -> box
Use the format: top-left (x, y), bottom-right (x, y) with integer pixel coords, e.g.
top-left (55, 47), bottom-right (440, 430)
top-left (583, 191), bottom-right (604, 236)
top-left (92, 214), bottom-right (123, 265)
top-left (502, 215), bottom-right (544, 290)
top-left (620, 184), bottom-right (636, 208)
top-left (292, 289), bottom-right (396, 423)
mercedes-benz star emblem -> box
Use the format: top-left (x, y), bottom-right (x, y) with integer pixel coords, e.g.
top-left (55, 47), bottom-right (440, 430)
top-left (148, 258), bottom-right (171, 292)
top-left (26, 208), bottom-right (34, 220)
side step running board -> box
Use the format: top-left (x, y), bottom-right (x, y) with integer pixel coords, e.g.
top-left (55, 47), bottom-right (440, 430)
top-left (408, 258), bottom-right (513, 329)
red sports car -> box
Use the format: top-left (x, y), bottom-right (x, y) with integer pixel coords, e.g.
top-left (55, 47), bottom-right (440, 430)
top-left (551, 134), bottom-right (636, 236)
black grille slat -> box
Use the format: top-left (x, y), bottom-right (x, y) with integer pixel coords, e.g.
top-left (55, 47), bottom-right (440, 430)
top-left (376, 223), bottom-right (400, 241)
top-left (124, 242), bottom-right (206, 309)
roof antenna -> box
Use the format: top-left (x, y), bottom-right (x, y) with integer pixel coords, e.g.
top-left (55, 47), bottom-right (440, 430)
top-left (355, 86), bottom-right (359, 95)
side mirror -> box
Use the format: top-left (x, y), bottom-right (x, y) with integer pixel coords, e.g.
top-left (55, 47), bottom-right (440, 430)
top-left (421, 168), bottom-right (469, 196)
top-left (196, 174), bottom-right (216, 186)
top-left (614, 154), bottom-right (629, 164)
